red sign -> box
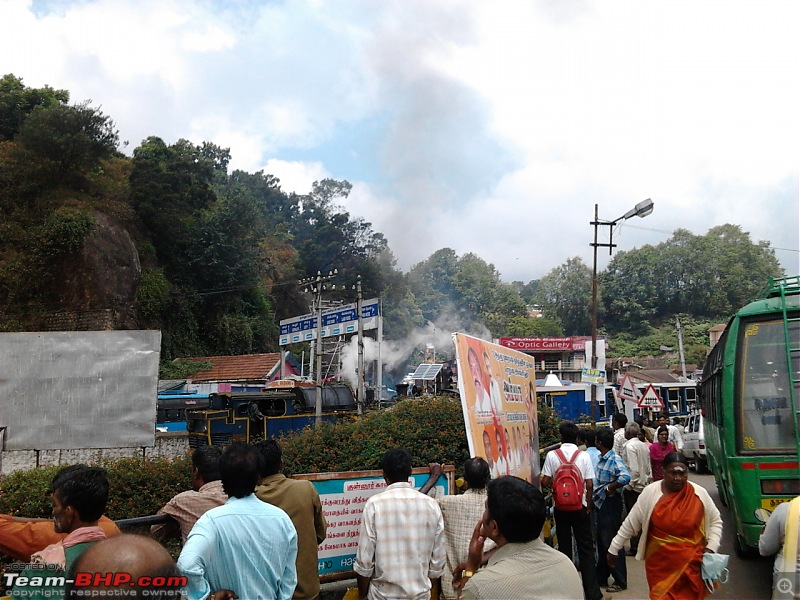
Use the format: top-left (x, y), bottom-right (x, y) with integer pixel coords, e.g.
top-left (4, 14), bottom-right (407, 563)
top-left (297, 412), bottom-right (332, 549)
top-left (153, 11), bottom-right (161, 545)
top-left (499, 338), bottom-right (573, 351)
top-left (638, 384), bottom-right (664, 409)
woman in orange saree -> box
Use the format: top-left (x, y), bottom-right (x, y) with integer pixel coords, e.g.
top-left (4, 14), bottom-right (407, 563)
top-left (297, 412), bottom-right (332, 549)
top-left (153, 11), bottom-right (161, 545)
top-left (607, 453), bottom-right (723, 600)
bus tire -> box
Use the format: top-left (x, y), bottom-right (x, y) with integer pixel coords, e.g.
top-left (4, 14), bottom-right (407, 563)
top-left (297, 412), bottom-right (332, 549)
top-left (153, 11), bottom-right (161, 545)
top-left (734, 532), bottom-right (757, 559)
top-left (717, 481), bottom-right (729, 507)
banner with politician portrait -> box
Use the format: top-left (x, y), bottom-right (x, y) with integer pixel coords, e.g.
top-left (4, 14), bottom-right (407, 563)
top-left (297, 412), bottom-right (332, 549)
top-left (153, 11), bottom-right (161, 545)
top-left (453, 333), bottom-right (539, 484)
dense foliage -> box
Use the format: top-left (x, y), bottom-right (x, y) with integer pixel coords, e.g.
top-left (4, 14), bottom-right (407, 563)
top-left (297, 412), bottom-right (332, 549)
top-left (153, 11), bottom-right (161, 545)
top-left (280, 396), bottom-right (562, 476)
top-left (0, 455), bottom-right (191, 520)
top-left (0, 74), bottom-right (787, 370)
top-left (0, 397), bottom-right (562, 520)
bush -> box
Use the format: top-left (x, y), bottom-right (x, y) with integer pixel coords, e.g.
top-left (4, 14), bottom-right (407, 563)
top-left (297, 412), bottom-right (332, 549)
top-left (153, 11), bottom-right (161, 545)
top-left (280, 396), bottom-right (471, 476)
top-left (0, 455), bottom-right (192, 520)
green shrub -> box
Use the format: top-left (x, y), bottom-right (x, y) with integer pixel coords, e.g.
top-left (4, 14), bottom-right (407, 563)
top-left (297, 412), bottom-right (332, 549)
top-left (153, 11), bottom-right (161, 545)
top-left (0, 455), bottom-right (191, 520)
top-left (136, 268), bottom-right (170, 320)
top-left (280, 396), bottom-right (471, 476)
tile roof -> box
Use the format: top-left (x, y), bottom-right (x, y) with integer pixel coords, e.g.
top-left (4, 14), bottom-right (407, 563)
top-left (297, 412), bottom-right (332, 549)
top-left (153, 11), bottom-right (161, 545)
top-left (181, 353), bottom-right (282, 382)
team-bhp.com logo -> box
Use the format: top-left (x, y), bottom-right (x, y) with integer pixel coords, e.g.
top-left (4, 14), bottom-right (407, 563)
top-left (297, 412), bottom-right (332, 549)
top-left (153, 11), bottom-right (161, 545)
top-left (5, 571), bottom-right (186, 597)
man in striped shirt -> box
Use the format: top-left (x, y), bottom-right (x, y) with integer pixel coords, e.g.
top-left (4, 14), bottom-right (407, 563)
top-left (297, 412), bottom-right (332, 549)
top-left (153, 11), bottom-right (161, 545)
top-left (354, 448), bottom-right (446, 600)
top-left (594, 427), bottom-right (631, 594)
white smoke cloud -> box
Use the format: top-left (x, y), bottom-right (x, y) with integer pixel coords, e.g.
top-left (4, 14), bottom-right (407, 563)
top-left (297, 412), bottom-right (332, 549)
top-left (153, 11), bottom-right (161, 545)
top-left (339, 310), bottom-right (493, 388)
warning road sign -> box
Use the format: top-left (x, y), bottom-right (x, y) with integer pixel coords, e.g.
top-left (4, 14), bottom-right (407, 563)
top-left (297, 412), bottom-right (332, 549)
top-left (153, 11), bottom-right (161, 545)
top-left (638, 384), bottom-right (664, 409)
top-left (616, 375), bottom-right (639, 404)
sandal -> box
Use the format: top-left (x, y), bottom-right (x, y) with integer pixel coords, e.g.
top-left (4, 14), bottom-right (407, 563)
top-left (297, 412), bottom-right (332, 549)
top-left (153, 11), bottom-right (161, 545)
top-left (606, 584), bottom-right (627, 593)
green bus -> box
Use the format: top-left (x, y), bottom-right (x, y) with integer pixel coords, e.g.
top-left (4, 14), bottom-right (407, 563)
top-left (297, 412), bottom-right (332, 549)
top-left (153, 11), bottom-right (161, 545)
top-left (700, 275), bottom-right (800, 556)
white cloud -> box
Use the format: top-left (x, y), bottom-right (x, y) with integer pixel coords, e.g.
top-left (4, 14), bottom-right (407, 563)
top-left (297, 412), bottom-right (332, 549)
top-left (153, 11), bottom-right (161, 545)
top-left (0, 0), bottom-right (797, 281)
top-left (262, 159), bottom-right (329, 196)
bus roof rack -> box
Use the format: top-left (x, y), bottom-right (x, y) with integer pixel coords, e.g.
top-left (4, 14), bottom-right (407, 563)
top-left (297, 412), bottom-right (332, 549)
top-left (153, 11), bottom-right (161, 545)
top-left (765, 275), bottom-right (800, 298)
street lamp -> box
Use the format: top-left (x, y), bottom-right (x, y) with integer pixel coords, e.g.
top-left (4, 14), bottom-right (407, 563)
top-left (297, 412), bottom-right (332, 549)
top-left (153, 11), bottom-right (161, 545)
top-left (590, 199), bottom-right (654, 422)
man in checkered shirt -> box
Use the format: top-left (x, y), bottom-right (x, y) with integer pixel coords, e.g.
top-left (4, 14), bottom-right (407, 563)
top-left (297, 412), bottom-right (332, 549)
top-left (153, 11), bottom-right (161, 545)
top-left (437, 458), bottom-right (495, 599)
top-left (354, 448), bottom-right (446, 600)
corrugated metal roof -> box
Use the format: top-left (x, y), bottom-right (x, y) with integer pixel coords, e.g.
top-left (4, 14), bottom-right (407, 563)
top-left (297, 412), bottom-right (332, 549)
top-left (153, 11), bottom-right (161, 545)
top-left (181, 353), bottom-right (282, 382)
top-left (627, 369), bottom-right (682, 384)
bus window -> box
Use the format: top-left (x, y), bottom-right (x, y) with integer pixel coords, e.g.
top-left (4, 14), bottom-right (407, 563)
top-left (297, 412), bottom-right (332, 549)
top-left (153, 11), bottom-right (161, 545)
top-left (737, 319), bottom-right (795, 453)
top-left (667, 388), bottom-right (680, 414)
top-left (686, 387), bottom-right (697, 411)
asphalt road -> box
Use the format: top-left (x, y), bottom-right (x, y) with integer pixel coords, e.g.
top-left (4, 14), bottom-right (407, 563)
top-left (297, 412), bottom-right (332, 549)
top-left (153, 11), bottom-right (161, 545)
top-left (321, 471), bottom-right (777, 599)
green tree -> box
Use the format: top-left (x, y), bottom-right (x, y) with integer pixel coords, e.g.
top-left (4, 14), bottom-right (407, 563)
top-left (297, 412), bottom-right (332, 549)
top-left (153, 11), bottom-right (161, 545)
top-left (16, 101), bottom-right (118, 182)
top-left (0, 74), bottom-right (69, 141)
top-left (407, 248), bottom-right (459, 321)
top-left (535, 257), bottom-right (593, 335)
top-left (501, 315), bottom-right (563, 337)
top-left (600, 245), bottom-right (660, 335)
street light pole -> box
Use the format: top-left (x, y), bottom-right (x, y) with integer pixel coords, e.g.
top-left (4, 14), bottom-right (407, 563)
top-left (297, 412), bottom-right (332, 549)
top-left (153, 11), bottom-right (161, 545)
top-left (590, 199), bottom-right (654, 423)
top-left (299, 270), bottom-right (337, 425)
top-left (356, 275), bottom-right (365, 415)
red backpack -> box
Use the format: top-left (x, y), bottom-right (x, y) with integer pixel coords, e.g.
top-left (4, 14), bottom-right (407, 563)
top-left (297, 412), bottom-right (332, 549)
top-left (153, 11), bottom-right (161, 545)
top-left (552, 448), bottom-right (585, 511)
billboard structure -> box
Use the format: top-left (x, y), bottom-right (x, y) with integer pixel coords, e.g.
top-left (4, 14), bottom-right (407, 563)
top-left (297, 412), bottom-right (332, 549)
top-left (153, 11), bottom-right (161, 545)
top-left (453, 333), bottom-right (539, 483)
top-left (0, 330), bottom-right (161, 450)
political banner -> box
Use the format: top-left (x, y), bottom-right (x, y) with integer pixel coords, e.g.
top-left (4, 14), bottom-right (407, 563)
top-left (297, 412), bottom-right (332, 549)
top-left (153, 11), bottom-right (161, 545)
top-left (453, 333), bottom-right (539, 483)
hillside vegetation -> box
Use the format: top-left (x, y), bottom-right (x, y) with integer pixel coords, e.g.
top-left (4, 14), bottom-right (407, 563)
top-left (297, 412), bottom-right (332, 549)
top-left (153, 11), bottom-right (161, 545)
top-left (0, 74), bottom-right (784, 371)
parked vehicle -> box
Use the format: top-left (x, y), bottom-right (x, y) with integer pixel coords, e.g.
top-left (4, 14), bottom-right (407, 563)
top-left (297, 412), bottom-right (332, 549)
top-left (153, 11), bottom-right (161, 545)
top-left (683, 411), bottom-right (707, 473)
top-left (700, 275), bottom-right (800, 556)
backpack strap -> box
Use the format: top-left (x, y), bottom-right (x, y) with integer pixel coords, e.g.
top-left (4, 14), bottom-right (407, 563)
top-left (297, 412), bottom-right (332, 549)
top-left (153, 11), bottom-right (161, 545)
top-left (554, 448), bottom-right (580, 465)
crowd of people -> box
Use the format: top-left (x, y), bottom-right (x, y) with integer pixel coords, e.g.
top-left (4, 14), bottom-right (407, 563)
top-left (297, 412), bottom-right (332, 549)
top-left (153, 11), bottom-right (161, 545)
top-left (0, 410), bottom-right (796, 600)
top-left (539, 413), bottom-right (725, 600)
top-left (0, 440), bottom-right (326, 600)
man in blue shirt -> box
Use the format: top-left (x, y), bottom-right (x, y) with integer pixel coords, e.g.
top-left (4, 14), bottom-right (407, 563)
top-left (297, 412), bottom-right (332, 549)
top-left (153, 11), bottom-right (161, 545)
top-left (178, 443), bottom-right (298, 600)
top-left (593, 427), bottom-right (631, 595)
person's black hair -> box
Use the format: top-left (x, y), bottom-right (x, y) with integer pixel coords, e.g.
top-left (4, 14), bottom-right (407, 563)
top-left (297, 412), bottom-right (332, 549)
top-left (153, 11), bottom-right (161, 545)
top-left (463, 457), bottom-right (490, 489)
top-left (486, 476), bottom-right (545, 542)
top-left (192, 446), bottom-right (222, 483)
top-left (220, 443), bottom-right (263, 498)
top-left (254, 439), bottom-right (283, 477)
top-left (595, 427), bottom-right (615, 451)
top-left (51, 465), bottom-right (109, 522)
top-left (612, 412), bottom-right (628, 428)
top-left (582, 429), bottom-right (596, 447)
top-left (656, 425), bottom-right (669, 436)
top-left (558, 421), bottom-right (579, 444)
top-left (662, 451), bottom-right (690, 469)
top-left (380, 448), bottom-right (412, 483)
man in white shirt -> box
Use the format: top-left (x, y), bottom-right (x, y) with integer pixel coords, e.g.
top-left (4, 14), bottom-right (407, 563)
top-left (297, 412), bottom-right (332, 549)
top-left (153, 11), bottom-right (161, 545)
top-left (612, 413), bottom-right (628, 457)
top-left (354, 448), bottom-right (446, 600)
top-left (540, 422), bottom-right (605, 600)
top-left (621, 422), bottom-right (652, 555)
top-left (483, 351), bottom-right (504, 416)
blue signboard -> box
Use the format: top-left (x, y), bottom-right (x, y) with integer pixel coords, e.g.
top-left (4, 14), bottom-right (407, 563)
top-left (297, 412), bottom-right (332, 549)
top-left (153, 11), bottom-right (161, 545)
top-left (279, 298), bottom-right (380, 346)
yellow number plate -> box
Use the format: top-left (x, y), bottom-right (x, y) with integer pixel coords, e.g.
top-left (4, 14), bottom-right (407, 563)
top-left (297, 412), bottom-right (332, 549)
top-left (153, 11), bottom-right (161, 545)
top-left (762, 498), bottom-right (791, 510)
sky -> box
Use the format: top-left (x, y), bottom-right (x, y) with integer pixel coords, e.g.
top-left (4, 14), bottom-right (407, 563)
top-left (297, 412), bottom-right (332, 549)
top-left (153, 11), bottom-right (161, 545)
top-left (2, 0), bottom-right (798, 282)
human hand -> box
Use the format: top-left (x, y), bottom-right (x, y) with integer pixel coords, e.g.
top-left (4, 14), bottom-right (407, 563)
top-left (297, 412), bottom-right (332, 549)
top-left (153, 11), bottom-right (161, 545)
top-left (452, 562), bottom-right (468, 592)
top-left (466, 519), bottom-right (485, 568)
top-left (429, 463), bottom-right (443, 479)
top-left (606, 552), bottom-right (616, 568)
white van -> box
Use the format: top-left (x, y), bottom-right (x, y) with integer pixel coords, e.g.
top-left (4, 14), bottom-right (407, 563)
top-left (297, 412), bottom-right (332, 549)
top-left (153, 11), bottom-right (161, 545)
top-left (683, 411), bottom-right (708, 473)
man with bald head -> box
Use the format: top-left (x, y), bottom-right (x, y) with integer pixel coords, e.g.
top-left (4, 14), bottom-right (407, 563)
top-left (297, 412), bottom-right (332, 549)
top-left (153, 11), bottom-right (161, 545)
top-left (69, 534), bottom-right (182, 599)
